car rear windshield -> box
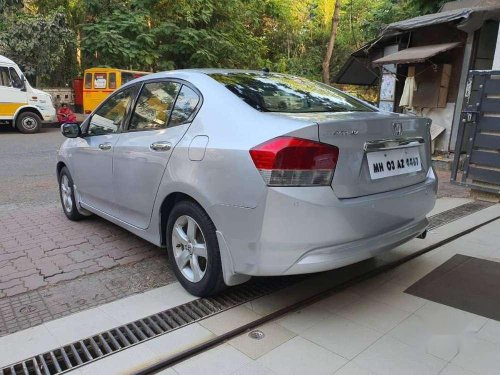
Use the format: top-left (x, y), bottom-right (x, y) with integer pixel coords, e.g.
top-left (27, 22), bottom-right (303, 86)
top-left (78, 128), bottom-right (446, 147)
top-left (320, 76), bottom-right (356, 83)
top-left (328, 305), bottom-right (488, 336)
top-left (209, 72), bottom-right (374, 113)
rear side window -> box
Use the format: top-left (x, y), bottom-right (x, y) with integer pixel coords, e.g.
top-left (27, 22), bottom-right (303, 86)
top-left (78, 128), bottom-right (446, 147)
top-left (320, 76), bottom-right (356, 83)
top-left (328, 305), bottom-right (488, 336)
top-left (169, 85), bottom-right (200, 126)
top-left (209, 72), bottom-right (373, 113)
top-left (84, 73), bottom-right (92, 89)
top-left (9, 68), bottom-right (23, 89)
top-left (128, 81), bottom-right (181, 131)
top-left (0, 67), bottom-right (11, 86)
top-left (109, 73), bottom-right (117, 89)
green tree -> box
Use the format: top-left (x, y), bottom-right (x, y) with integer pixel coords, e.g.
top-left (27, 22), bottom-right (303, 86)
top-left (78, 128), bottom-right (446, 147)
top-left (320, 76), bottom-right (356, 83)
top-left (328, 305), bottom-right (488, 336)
top-left (1, 0), bottom-right (447, 87)
top-left (0, 0), bottom-right (22, 14)
top-left (81, 9), bottom-right (157, 70)
top-left (0, 10), bottom-right (76, 86)
top-left (143, 0), bottom-right (267, 69)
top-left (361, 0), bottom-right (448, 38)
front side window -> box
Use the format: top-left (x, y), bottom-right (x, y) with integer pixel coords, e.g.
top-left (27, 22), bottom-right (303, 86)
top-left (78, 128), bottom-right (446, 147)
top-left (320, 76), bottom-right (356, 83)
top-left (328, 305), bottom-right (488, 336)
top-left (169, 85), bottom-right (200, 126)
top-left (84, 73), bottom-right (92, 89)
top-left (88, 87), bottom-right (137, 136)
top-left (209, 72), bottom-right (374, 113)
top-left (9, 68), bottom-right (23, 89)
top-left (128, 81), bottom-right (181, 131)
top-left (0, 67), bottom-right (11, 87)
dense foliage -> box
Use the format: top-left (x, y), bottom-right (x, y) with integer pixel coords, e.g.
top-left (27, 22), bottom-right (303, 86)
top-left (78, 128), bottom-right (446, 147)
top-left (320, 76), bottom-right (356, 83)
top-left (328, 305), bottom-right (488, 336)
top-left (0, 10), bottom-right (76, 86)
top-left (0, 0), bottom-right (446, 87)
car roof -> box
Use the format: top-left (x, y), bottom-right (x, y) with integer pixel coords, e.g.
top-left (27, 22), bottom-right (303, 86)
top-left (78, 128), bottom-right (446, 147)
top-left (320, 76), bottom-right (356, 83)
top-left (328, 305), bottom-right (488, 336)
top-left (120, 68), bottom-right (289, 89)
top-left (181, 68), bottom-right (269, 75)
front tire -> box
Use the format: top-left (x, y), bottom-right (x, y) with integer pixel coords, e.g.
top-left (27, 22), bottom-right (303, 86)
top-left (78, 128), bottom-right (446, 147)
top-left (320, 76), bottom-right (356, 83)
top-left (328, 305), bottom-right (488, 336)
top-left (16, 112), bottom-right (42, 134)
top-left (58, 167), bottom-right (86, 221)
top-left (166, 200), bottom-right (226, 297)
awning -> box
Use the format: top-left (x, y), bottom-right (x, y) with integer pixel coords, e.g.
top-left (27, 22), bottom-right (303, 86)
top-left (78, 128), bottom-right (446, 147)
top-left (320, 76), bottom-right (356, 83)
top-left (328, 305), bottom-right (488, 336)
top-left (372, 42), bottom-right (462, 66)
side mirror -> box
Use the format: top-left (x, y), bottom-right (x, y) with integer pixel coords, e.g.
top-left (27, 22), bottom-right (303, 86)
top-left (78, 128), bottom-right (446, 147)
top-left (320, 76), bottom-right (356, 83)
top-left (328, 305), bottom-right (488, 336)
top-left (61, 123), bottom-right (81, 138)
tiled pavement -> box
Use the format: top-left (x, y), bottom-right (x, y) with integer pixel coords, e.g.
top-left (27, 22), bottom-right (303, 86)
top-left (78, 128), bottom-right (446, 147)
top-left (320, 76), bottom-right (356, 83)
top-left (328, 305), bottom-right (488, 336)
top-left (0, 199), bottom-right (498, 375)
top-left (0, 204), bottom-right (162, 298)
top-left (164, 208), bottom-right (500, 375)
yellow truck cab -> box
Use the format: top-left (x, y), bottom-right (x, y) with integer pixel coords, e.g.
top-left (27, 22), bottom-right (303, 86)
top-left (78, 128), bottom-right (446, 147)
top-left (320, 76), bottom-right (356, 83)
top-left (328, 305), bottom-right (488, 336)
top-left (0, 55), bottom-right (56, 133)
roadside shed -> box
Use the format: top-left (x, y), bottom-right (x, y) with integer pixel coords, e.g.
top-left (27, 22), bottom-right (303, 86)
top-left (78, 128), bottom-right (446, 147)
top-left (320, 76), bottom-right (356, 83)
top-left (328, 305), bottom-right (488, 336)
top-left (334, 0), bottom-right (500, 154)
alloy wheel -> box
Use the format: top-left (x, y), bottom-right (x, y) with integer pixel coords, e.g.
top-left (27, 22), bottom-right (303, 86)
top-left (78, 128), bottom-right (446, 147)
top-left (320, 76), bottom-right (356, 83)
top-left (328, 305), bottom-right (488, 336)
top-left (60, 175), bottom-right (73, 213)
top-left (171, 215), bottom-right (208, 283)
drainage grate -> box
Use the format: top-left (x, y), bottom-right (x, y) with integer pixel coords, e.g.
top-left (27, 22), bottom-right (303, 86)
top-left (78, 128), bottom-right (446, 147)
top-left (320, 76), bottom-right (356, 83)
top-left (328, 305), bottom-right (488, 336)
top-left (0, 277), bottom-right (300, 375)
top-left (428, 201), bottom-right (493, 230)
top-left (1, 200), bottom-right (492, 375)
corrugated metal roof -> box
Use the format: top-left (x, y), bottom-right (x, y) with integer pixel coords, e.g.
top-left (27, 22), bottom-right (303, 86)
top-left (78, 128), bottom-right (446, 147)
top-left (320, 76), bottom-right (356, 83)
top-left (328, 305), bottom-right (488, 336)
top-left (381, 6), bottom-right (500, 35)
top-left (441, 0), bottom-right (500, 11)
top-left (372, 42), bottom-right (462, 65)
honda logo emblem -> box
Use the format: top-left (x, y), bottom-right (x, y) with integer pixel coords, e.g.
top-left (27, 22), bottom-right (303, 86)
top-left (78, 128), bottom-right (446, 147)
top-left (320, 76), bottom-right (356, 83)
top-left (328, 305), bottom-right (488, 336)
top-left (392, 122), bottom-right (403, 136)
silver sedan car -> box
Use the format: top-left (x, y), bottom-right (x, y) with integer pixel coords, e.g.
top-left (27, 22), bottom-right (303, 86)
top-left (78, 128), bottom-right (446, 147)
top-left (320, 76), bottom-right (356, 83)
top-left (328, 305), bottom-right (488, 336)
top-left (57, 69), bottom-right (437, 296)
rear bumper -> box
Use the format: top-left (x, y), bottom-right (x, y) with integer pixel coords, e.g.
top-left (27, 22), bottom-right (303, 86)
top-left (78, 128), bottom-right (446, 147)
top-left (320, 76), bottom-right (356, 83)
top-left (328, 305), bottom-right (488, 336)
top-left (284, 217), bottom-right (427, 275)
top-left (211, 168), bottom-right (437, 277)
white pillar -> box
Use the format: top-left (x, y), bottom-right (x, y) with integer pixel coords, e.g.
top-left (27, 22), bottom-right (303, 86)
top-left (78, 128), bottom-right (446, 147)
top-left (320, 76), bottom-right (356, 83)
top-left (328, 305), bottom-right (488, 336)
top-left (493, 23), bottom-right (500, 70)
top-left (449, 32), bottom-right (474, 152)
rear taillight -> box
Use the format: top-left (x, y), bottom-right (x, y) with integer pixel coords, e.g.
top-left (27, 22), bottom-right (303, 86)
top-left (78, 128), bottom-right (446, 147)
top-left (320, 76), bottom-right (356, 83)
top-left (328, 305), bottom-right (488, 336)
top-left (249, 137), bottom-right (339, 186)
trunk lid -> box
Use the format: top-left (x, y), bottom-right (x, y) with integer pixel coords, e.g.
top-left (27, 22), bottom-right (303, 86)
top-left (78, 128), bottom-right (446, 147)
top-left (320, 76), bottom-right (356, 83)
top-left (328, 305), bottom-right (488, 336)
top-left (280, 111), bottom-right (431, 198)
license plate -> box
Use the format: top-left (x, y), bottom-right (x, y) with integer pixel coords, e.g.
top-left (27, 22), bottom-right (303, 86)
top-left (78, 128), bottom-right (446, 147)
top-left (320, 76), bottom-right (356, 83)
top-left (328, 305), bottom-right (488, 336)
top-left (367, 147), bottom-right (421, 180)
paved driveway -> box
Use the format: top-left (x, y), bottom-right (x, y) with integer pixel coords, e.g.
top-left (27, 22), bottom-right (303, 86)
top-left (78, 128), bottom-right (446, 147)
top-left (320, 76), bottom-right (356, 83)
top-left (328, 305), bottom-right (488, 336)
top-left (0, 127), bottom-right (175, 321)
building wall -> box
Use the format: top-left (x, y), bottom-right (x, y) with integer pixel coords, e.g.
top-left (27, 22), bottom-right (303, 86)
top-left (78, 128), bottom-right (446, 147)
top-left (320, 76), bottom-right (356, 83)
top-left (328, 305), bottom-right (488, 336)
top-left (421, 103), bottom-right (456, 152)
top-left (42, 88), bottom-right (74, 108)
top-left (387, 22), bottom-right (499, 153)
top-left (473, 20), bottom-right (499, 70)
top-left (395, 24), bottom-right (467, 152)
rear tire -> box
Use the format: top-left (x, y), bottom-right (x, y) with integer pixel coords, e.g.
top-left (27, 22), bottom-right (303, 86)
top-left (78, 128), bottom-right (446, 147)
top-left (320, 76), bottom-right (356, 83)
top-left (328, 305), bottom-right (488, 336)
top-left (58, 167), bottom-right (86, 221)
top-left (166, 200), bottom-right (226, 297)
top-left (16, 112), bottom-right (42, 134)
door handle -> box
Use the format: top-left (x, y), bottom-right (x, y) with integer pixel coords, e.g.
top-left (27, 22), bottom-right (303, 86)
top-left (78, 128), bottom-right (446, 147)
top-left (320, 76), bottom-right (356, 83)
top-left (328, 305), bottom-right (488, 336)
top-left (98, 142), bottom-right (112, 151)
top-left (150, 141), bottom-right (172, 152)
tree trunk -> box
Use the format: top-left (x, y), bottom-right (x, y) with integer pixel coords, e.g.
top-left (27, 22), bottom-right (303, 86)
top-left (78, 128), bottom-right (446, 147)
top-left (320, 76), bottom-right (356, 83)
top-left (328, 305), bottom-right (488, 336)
top-left (322, 0), bottom-right (342, 84)
top-left (76, 29), bottom-right (82, 69)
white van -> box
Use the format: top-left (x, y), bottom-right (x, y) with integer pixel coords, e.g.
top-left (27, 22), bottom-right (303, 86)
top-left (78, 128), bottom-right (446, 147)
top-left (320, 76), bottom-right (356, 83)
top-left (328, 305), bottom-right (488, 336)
top-left (0, 55), bottom-right (56, 133)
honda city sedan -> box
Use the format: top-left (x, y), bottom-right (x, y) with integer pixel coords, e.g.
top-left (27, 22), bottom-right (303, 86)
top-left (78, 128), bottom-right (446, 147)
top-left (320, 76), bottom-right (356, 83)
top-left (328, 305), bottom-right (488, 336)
top-left (57, 69), bottom-right (437, 296)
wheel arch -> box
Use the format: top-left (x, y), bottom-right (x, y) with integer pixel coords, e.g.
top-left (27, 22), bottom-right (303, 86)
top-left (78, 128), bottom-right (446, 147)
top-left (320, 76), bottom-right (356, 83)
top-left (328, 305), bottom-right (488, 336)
top-left (13, 106), bottom-right (44, 124)
top-left (158, 190), bottom-right (249, 287)
top-left (159, 192), bottom-right (199, 247)
top-left (56, 161), bottom-right (66, 182)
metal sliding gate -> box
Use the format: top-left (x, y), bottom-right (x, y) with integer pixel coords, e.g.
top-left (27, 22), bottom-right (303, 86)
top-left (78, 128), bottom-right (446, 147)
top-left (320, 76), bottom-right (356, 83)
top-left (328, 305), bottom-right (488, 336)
top-left (451, 70), bottom-right (500, 194)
